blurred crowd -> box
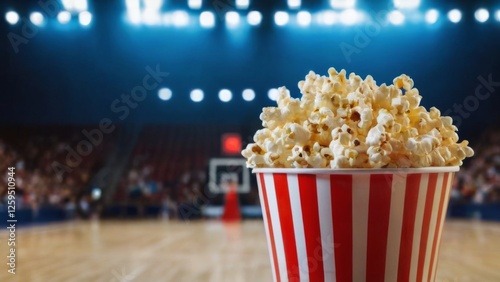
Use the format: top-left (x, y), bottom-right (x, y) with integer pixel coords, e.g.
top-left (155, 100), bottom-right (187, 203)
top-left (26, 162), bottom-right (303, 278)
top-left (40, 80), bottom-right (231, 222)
top-left (0, 131), bottom-right (106, 218)
top-left (451, 128), bottom-right (500, 204)
top-left (1, 126), bottom-right (499, 221)
top-left (116, 158), bottom-right (210, 218)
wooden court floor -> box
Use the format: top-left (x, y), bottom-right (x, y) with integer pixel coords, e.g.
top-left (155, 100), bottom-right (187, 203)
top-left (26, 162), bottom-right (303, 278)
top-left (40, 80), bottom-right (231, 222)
top-left (0, 219), bottom-right (499, 282)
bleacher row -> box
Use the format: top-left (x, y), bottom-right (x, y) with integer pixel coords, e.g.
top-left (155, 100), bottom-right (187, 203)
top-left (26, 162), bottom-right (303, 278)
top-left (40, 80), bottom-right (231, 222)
top-left (2, 124), bottom-right (499, 223)
top-left (109, 124), bottom-right (262, 219)
top-left (131, 124), bottom-right (221, 182)
top-left (0, 126), bottom-right (119, 225)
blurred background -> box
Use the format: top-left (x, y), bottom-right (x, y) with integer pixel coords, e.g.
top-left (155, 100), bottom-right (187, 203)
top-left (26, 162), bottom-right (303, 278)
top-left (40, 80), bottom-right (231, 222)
top-left (1, 0), bottom-right (500, 281)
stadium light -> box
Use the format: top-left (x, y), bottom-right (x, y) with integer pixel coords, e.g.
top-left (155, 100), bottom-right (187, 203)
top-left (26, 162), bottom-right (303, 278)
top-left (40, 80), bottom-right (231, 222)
top-left (126, 0), bottom-right (140, 11)
top-left (474, 8), bottom-right (489, 23)
top-left (172, 11), bottom-right (189, 26)
top-left (199, 11), bottom-right (215, 28)
top-left (268, 88), bottom-right (278, 101)
top-left (496, 10), bottom-right (500, 22)
top-left (425, 9), bottom-right (439, 24)
top-left (236, 0), bottom-right (249, 9)
top-left (30, 12), bottom-right (44, 26)
top-left (393, 0), bottom-right (420, 9)
top-left (126, 0), bottom-right (141, 24)
top-left (62, 0), bottom-right (74, 11)
top-left (188, 0), bottom-right (202, 9)
top-left (190, 89), bottom-right (204, 102)
top-left (317, 10), bottom-right (337, 25)
top-left (158, 88), bottom-right (172, 101)
top-left (142, 1), bottom-right (162, 25)
top-left (225, 11), bottom-right (240, 28)
top-left (144, 0), bottom-right (163, 11)
top-left (448, 9), bottom-right (462, 24)
top-left (79, 11), bottom-right (92, 26)
top-left (57, 11), bottom-right (72, 24)
top-left (74, 0), bottom-right (88, 12)
top-left (297, 11), bottom-right (311, 26)
top-left (288, 0), bottom-right (301, 10)
top-left (142, 9), bottom-right (161, 25)
top-left (330, 0), bottom-right (355, 10)
top-left (274, 11), bottom-right (289, 26)
top-left (247, 11), bottom-right (262, 26)
top-left (388, 10), bottom-right (405, 25)
top-left (219, 89), bottom-right (232, 102)
top-left (5, 11), bottom-right (19, 25)
top-left (128, 12), bottom-right (141, 24)
top-left (242, 89), bottom-right (255, 101)
top-left (339, 9), bottom-right (361, 25)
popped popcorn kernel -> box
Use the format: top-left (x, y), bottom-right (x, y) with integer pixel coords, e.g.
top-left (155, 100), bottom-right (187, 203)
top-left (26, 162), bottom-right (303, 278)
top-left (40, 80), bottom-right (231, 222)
top-left (242, 68), bottom-right (474, 168)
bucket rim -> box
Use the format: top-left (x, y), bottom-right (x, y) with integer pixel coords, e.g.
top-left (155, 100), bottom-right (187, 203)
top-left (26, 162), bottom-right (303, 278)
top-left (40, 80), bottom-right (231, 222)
top-left (252, 166), bottom-right (460, 174)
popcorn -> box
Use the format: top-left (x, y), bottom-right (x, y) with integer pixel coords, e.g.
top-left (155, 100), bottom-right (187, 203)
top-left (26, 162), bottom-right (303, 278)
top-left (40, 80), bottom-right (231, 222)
top-left (394, 74), bottom-right (414, 91)
top-left (242, 67), bottom-right (474, 168)
top-left (366, 124), bottom-right (387, 146)
top-left (376, 109), bottom-right (394, 128)
top-left (286, 123), bottom-right (311, 145)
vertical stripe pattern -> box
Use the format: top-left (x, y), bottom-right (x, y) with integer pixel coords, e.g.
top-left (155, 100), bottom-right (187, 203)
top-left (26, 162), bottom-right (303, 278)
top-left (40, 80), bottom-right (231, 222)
top-left (352, 174), bottom-right (370, 282)
top-left (417, 173), bottom-right (438, 282)
top-left (330, 174), bottom-right (352, 282)
top-left (409, 174), bottom-right (429, 282)
top-left (316, 175), bottom-right (335, 282)
top-left (384, 173), bottom-right (407, 282)
top-left (397, 174), bottom-right (421, 282)
top-left (431, 173), bottom-right (452, 281)
top-left (256, 171), bottom-right (455, 282)
top-left (258, 173), bottom-right (280, 282)
top-left (287, 174), bottom-right (309, 281)
top-left (274, 174), bottom-right (300, 281)
top-left (264, 173), bottom-right (288, 281)
top-left (298, 174), bottom-right (325, 282)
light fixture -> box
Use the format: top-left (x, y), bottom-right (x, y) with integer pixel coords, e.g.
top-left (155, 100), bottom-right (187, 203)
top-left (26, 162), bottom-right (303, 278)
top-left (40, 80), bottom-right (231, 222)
top-left (268, 88), bottom-right (278, 101)
top-left (330, 0), bottom-right (355, 10)
top-left (225, 11), bottom-right (240, 28)
top-left (474, 8), bottom-right (489, 23)
top-left (317, 10), bottom-right (337, 25)
top-left (79, 11), bottom-right (92, 26)
top-left (339, 9), bottom-right (361, 25)
top-left (242, 89), bottom-right (255, 101)
top-left (219, 89), bottom-right (232, 102)
top-left (57, 11), bottom-right (72, 24)
top-left (190, 89), bottom-right (204, 102)
top-left (5, 11), bottom-right (19, 25)
top-left (158, 88), bottom-right (172, 101)
top-left (236, 0), bottom-right (249, 9)
top-left (297, 11), bottom-right (311, 26)
top-left (288, 0), bottom-right (301, 9)
top-left (448, 9), bottom-right (462, 24)
top-left (425, 9), bottom-right (439, 24)
top-left (172, 11), bottom-right (189, 26)
top-left (274, 11), bottom-right (289, 26)
top-left (247, 11), bottom-right (262, 26)
top-left (144, 0), bottom-right (163, 11)
top-left (200, 11), bottom-right (215, 28)
top-left (388, 10), bottom-right (405, 25)
top-left (188, 0), bottom-right (202, 9)
top-left (74, 0), bottom-right (88, 12)
top-left (393, 0), bottom-right (420, 9)
top-left (30, 12), bottom-right (45, 26)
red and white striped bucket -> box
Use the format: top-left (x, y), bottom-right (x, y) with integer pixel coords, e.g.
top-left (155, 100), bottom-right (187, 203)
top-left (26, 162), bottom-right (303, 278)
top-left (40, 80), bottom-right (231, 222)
top-left (254, 167), bottom-right (459, 282)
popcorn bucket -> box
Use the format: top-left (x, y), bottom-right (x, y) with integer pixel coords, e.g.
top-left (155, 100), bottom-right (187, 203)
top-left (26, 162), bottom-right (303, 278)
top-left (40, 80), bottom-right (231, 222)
top-left (254, 167), bottom-right (459, 282)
